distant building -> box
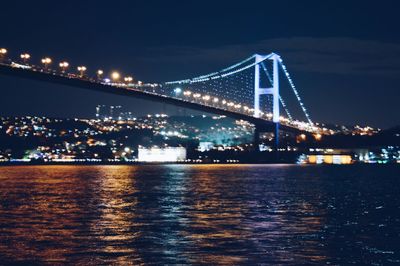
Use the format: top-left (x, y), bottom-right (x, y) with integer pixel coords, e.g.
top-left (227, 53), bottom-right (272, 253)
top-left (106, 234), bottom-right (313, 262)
top-left (96, 105), bottom-right (106, 119)
top-left (110, 105), bottom-right (122, 120)
top-left (198, 142), bottom-right (214, 152)
top-left (96, 105), bottom-right (124, 120)
top-left (307, 155), bottom-right (352, 164)
top-left (138, 147), bottom-right (186, 162)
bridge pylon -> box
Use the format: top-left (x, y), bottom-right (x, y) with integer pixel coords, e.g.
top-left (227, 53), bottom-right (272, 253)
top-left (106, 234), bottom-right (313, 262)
top-left (254, 53), bottom-right (280, 123)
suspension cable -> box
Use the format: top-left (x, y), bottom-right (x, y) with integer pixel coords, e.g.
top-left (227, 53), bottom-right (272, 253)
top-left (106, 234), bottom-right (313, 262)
top-left (165, 54), bottom-right (274, 85)
top-left (260, 61), bottom-right (293, 121)
top-left (279, 60), bottom-right (313, 125)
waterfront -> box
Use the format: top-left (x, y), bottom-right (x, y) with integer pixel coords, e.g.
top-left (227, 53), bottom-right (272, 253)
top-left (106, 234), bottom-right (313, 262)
top-left (0, 165), bottom-right (399, 264)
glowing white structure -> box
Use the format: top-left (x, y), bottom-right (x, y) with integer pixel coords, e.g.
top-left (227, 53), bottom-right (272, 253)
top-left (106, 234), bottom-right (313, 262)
top-left (138, 147), bottom-right (186, 162)
top-left (254, 53), bottom-right (280, 123)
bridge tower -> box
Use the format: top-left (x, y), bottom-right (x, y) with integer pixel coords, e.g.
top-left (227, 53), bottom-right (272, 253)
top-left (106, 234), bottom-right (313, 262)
top-left (254, 53), bottom-right (280, 122)
top-left (254, 53), bottom-right (281, 153)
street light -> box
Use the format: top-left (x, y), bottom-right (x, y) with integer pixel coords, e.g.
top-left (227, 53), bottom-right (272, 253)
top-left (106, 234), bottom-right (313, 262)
top-left (20, 53), bottom-right (31, 64)
top-left (124, 76), bottom-right (133, 84)
top-left (41, 57), bottom-right (52, 69)
top-left (173, 87), bottom-right (182, 95)
top-left (59, 61), bottom-right (69, 72)
top-left (314, 133), bottom-right (322, 141)
top-left (202, 95), bottom-right (210, 102)
top-left (111, 71), bottom-right (120, 81)
top-left (97, 69), bottom-right (104, 80)
top-left (0, 48), bottom-right (7, 62)
top-left (77, 66), bottom-right (87, 77)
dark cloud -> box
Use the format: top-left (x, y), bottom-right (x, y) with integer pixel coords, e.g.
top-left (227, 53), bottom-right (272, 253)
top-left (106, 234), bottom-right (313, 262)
top-left (141, 38), bottom-right (400, 80)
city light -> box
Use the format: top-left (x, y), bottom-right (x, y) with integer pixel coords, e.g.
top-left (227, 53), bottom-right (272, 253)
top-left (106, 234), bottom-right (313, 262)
top-left (0, 48), bottom-right (7, 62)
top-left (111, 71), bottom-right (120, 81)
top-left (124, 76), bottom-right (133, 83)
top-left (77, 66), bottom-right (87, 76)
top-left (20, 53), bottom-right (30, 63)
top-left (59, 61), bottom-right (69, 72)
top-left (41, 57), bottom-right (52, 69)
top-left (97, 69), bottom-right (104, 80)
top-left (174, 87), bottom-right (182, 94)
top-left (202, 95), bottom-right (210, 101)
top-left (314, 133), bottom-right (322, 141)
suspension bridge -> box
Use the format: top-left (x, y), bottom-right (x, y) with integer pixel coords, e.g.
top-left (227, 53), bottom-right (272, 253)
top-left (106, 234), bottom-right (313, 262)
top-left (0, 49), bottom-right (323, 148)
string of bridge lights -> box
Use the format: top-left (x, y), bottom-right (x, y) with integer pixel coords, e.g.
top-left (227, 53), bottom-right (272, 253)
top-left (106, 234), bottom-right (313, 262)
top-left (165, 54), bottom-right (257, 85)
top-left (0, 48), bottom-right (142, 86)
top-left (167, 54), bottom-right (275, 85)
top-left (163, 66), bottom-right (256, 107)
top-left (164, 53), bottom-right (312, 126)
top-left (279, 59), bottom-right (313, 125)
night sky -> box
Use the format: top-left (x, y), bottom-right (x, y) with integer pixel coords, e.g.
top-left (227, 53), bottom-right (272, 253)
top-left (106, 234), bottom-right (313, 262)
top-left (1, 0), bottom-right (399, 128)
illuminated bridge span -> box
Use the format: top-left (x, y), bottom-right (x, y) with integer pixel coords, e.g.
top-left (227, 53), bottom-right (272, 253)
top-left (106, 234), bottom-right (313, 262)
top-left (0, 49), bottom-right (321, 147)
top-left (162, 53), bottom-right (313, 127)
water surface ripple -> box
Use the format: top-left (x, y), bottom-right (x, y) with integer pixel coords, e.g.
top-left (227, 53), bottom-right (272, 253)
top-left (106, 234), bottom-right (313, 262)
top-left (0, 164), bottom-right (399, 265)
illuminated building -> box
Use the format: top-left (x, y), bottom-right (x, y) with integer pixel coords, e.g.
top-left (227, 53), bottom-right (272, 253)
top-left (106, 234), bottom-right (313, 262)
top-left (307, 154), bottom-right (352, 164)
top-left (138, 147), bottom-right (186, 162)
top-left (96, 105), bottom-right (106, 119)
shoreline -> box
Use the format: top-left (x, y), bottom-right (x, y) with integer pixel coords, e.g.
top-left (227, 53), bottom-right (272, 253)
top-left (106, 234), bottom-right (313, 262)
top-left (0, 161), bottom-right (296, 166)
top-left (0, 162), bottom-right (398, 167)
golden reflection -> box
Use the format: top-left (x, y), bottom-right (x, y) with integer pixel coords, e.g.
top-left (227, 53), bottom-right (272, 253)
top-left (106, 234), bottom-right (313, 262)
top-left (90, 165), bottom-right (143, 264)
top-left (0, 166), bottom-right (93, 263)
top-left (0, 165), bottom-right (144, 265)
top-left (181, 165), bottom-right (251, 264)
top-left (181, 164), bottom-right (327, 264)
top-left (0, 164), bottom-right (330, 264)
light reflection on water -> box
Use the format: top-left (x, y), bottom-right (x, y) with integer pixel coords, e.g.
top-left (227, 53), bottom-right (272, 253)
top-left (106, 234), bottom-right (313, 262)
top-left (0, 164), bottom-right (399, 265)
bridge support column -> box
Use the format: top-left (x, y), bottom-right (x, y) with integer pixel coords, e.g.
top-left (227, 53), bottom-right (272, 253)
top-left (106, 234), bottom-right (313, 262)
top-left (275, 122), bottom-right (279, 151)
top-left (271, 54), bottom-right (280, 123)
top-left (253, 53), bottom-right (280, 123)
top-left (253, 127), bottom-right (260, 151)
top-left (254, 55), bottom-right (261, 118)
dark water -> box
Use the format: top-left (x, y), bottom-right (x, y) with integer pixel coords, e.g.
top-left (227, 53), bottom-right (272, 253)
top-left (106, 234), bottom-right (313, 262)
top-left (0, 165), bottom-right (399, 265)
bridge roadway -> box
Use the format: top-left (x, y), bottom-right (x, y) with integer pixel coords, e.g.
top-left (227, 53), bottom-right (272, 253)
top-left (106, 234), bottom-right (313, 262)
top-left (0, 64), bottom-right (302, 135)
